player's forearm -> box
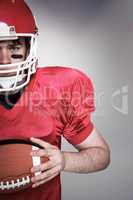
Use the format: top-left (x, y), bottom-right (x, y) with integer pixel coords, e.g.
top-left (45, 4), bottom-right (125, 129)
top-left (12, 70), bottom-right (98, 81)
top-left (62, 147), bottom-right (110, 173)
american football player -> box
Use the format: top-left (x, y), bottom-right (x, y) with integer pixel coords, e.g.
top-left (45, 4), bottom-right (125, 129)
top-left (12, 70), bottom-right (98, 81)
top-left (0, 0), bottom-right (110, 199)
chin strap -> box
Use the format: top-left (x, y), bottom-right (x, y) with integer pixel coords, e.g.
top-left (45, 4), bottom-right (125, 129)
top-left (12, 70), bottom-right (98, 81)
top-left (0, 74), bottom-right (25, 89)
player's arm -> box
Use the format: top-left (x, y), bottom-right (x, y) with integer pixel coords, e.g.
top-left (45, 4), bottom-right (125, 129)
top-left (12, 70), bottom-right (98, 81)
top-left (62, 126), bottom-right (110, 173)
top-left (30, 128), bottom-right (110, 188)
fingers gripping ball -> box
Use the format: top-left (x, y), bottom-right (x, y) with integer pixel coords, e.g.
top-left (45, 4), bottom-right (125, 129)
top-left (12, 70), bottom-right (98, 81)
top-left (0, 139), bottom-right (49, 194)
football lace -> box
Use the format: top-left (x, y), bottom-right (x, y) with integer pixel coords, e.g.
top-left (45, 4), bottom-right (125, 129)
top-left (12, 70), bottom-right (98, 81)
top-left (0, 176), bottom-right (30, 190)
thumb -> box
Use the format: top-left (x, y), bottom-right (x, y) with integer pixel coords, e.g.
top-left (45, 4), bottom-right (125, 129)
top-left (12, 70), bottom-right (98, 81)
top-left (30, 137), bottom-right (56, 149)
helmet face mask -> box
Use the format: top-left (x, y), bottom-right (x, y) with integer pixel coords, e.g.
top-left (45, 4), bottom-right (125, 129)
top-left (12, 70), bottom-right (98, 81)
top-left (0, 0), bottom-right (38, 93)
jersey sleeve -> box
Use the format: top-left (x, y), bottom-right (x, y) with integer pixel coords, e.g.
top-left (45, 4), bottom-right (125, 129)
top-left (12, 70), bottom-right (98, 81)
top-left (62, 69), bottom-right (95, 145)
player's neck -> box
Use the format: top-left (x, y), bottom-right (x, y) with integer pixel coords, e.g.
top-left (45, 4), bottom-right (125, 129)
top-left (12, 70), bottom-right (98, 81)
top-left (0, 88), bottom-right (25, 109)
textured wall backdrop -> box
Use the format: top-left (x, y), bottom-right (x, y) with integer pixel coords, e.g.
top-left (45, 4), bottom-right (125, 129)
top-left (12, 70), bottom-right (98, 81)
top-left (26, 0), bottom-right (132, 200)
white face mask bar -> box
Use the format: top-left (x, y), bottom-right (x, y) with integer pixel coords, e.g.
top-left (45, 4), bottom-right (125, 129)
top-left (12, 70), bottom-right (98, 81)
top-left (0, 33), bottom-right (38, 92)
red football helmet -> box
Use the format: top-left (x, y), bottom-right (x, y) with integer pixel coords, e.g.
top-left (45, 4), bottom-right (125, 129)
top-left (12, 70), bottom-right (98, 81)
top-left (0, 0), bottom-right (38, 92)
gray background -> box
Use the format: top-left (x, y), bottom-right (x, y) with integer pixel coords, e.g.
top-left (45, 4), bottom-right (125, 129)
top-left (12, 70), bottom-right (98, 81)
top-left (26, 0), bottom-right (132, 200)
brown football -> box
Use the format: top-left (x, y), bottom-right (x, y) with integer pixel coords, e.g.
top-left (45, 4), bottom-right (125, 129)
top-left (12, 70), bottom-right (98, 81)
top-left (0, 139), bottom-right (49, 194)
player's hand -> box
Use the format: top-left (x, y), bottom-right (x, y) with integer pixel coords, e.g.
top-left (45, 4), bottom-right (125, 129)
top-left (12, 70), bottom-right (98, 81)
top-left (30, 137), bottom-right (65, 188)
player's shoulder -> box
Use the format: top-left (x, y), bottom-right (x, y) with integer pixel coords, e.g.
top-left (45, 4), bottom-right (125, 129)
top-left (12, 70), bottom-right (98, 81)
top-left (36, 66), bottom-right (92, 86)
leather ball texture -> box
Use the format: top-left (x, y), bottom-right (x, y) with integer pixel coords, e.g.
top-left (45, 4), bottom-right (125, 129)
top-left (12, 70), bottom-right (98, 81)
top-left (0, 139), bottom-right (49, 194)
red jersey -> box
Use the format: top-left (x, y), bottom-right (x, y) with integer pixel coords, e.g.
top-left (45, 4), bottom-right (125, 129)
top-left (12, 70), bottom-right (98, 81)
top-left (0, 66), bottom-right (95, 200)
